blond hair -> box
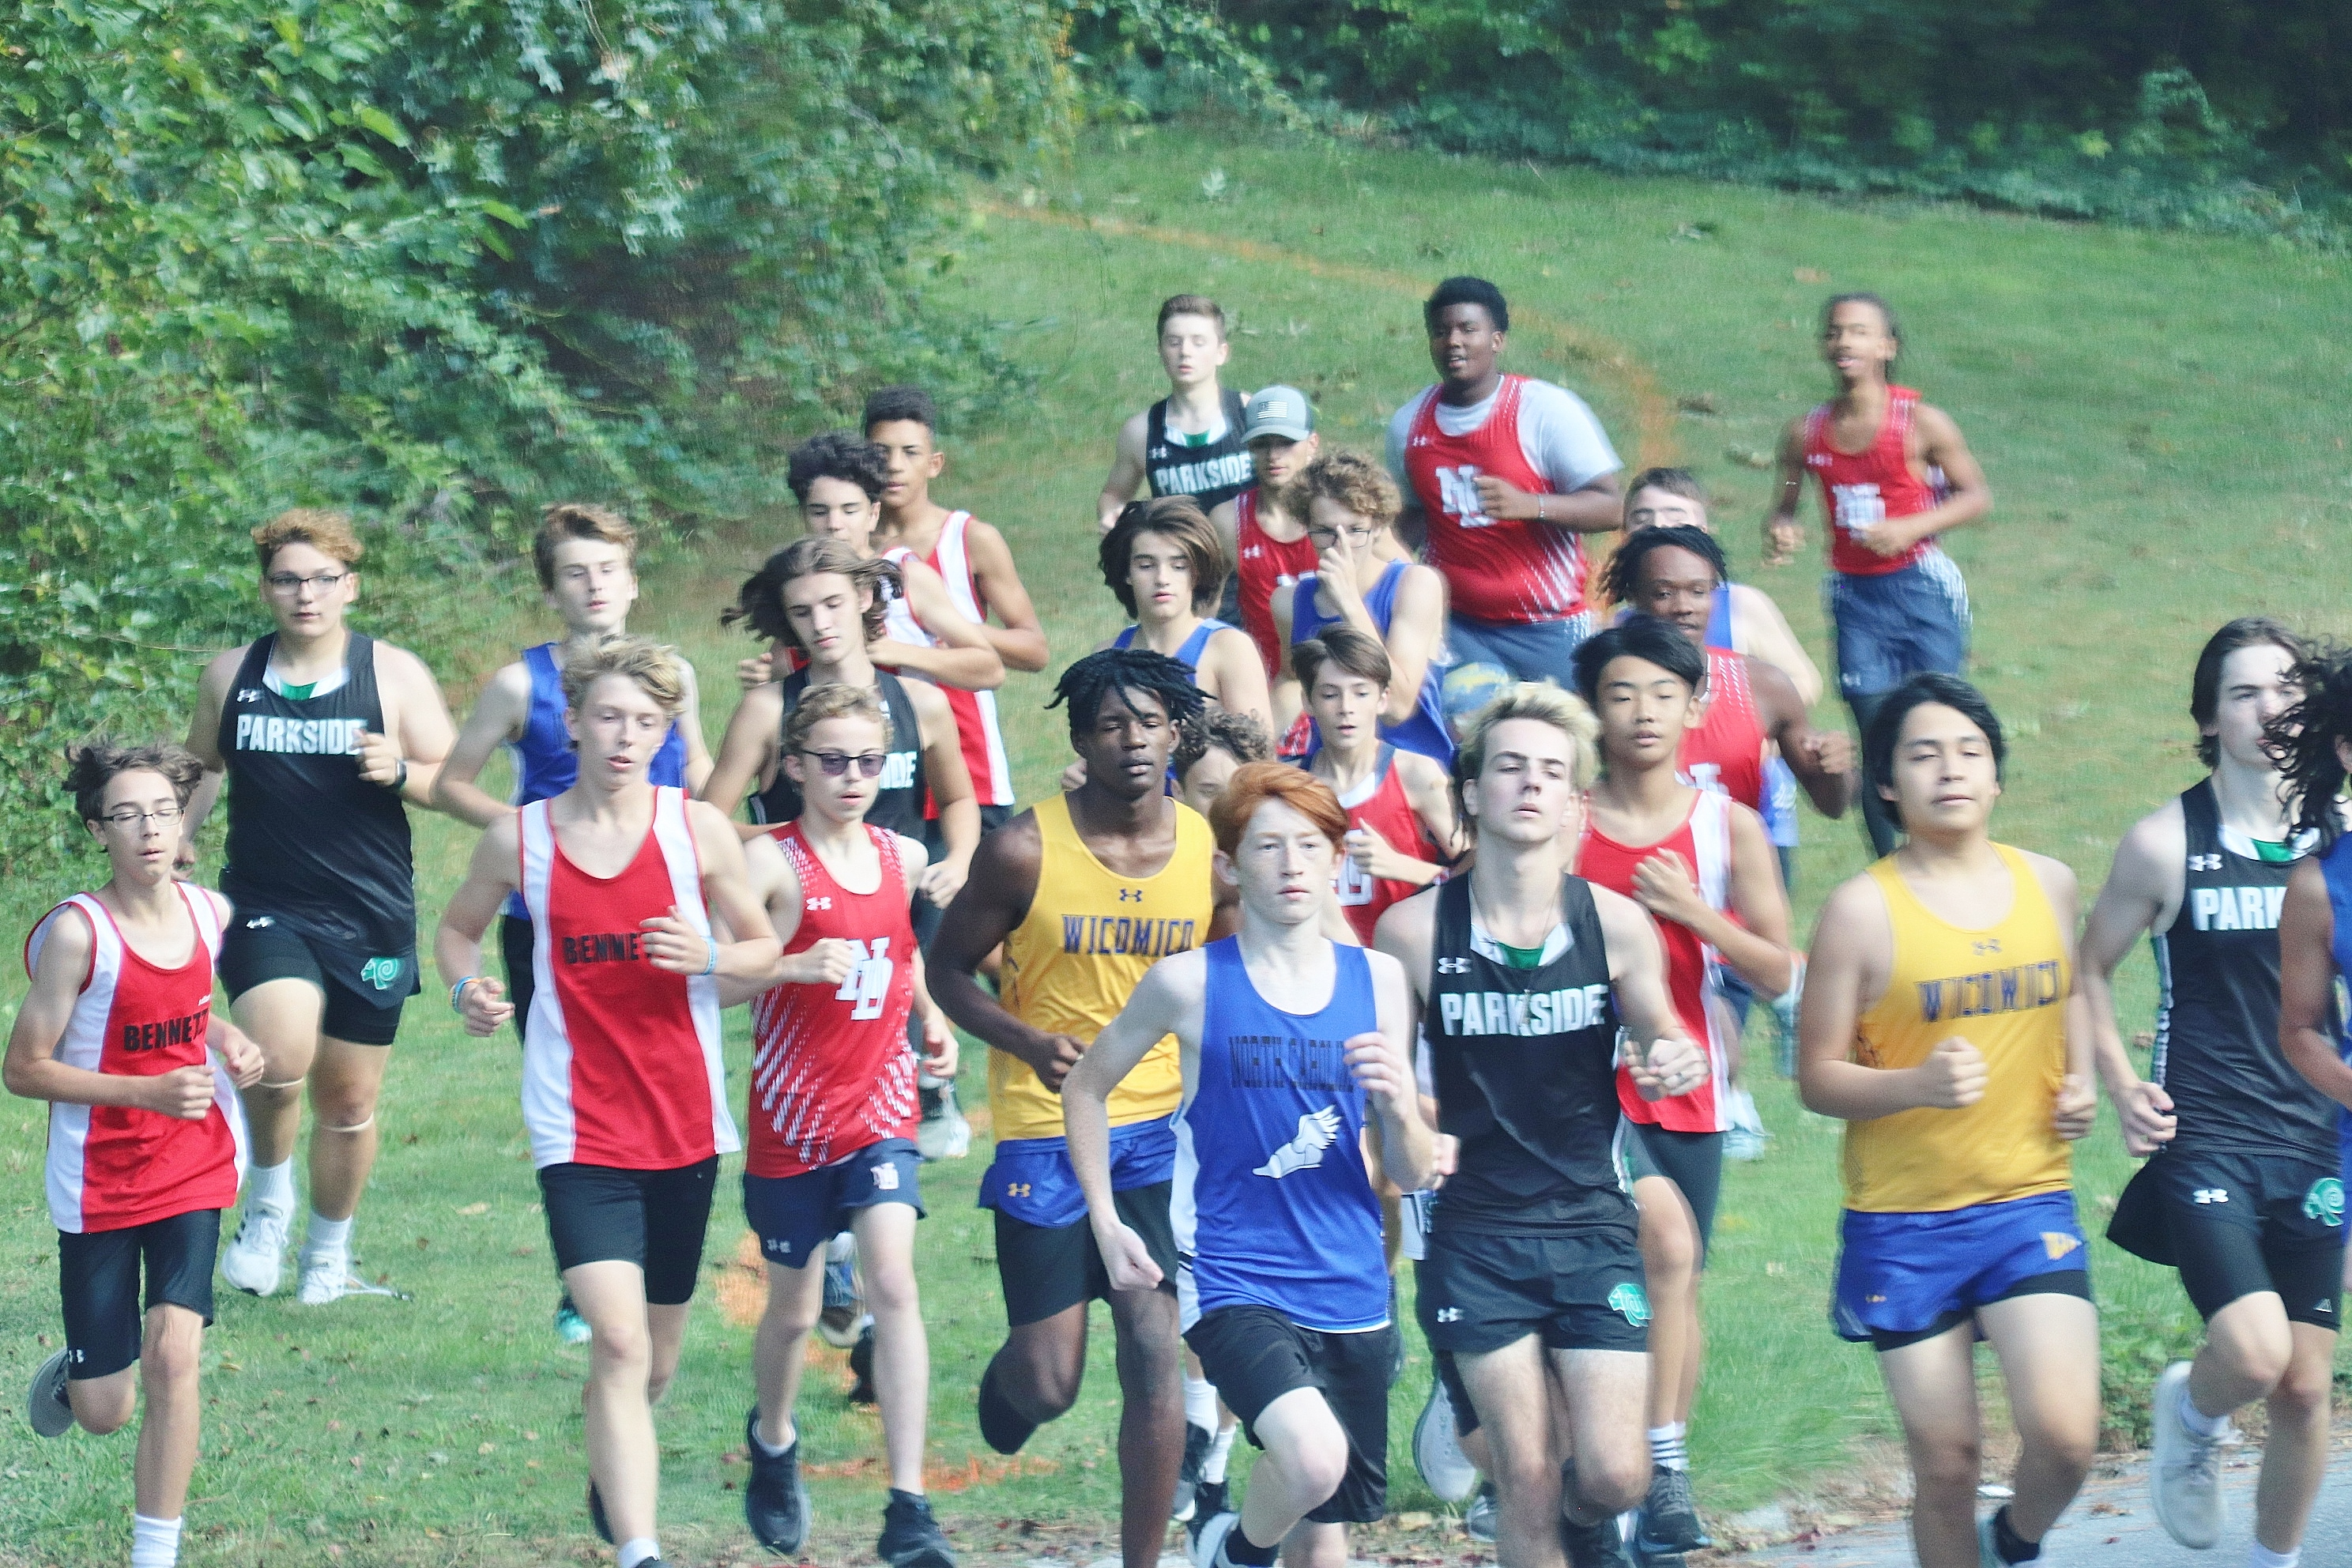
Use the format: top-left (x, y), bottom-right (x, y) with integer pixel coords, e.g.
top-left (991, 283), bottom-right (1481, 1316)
top-left (1284, 449), bottom-right (1400, 529)
top-left (1449, 681), bottom-right (1600, 820)
top-left (251, 508), bottom-right (363, 572)
top-left (533, 502), bottom-right (638, 589)
top-left (783, 682), bottom-right (894, 756)
top-left (560, 634), bottom-right (688, 718)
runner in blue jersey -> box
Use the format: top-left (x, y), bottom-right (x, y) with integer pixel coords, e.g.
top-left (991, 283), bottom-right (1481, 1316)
top-left (1064, 763), bottom-right (1430, 1568)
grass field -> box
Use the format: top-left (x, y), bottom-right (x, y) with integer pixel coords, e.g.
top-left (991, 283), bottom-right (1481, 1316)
top-left (5, 121), bottom-right (2352, 1565)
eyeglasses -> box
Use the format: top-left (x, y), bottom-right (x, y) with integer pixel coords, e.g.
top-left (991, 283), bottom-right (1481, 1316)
top-left (100, 805), bottom-right (183, 829)
top-left (801, 750), bottom-right (888, 778)
top-left (266, 571), bottom-right (350, 595)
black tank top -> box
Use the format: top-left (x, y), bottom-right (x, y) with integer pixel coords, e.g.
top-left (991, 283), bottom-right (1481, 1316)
top-left (217, 632), bottom-right (417, 964)
top-left (751, 668), bottom-right (927, 839)
top-left (2151, 778), bottom-right (2337, 1159)
top-left (1145, 388), bottom-right (1253, 512)
top-left (1426, 872), bottom-right (1634, 1235)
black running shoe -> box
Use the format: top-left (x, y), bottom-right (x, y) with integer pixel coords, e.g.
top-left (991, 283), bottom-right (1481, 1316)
top-left (1635, 1465), bottom-right (1709, 1555)
top-left (586, 1479), bottom-right (614, 1545)
top-left (848, 1323), bottom-right (877, 1405)
top-left (1561, 1509), bottom-right (1634, 1568)
top-left (879, 1487), bottom-right (957, 1568)
top-left (743, 1407), bottom-right (810, 1554)
top-left (1187, 1479), bottom-right (1230, 1553)
top-left (976, 1360), bottom-right (1036, 1455)
top-left (1171, 1420), bottom-right (1212, 1522)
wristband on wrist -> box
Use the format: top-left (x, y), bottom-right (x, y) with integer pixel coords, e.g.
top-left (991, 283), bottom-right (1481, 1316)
top-left (386, 757), bottom-right (409, 793)
top-left (701, 940), bottom-right (719, 977)
top-left (1535, 495), bottom-right (1544, 522)
top-left (450, 976), bottom-right (477, 1012)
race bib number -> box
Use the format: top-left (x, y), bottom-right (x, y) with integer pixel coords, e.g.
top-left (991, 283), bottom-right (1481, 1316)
top-left (835, 937), bottom-right (895, 1020)
top-left (1831, 481), bottom-right (1884, 537)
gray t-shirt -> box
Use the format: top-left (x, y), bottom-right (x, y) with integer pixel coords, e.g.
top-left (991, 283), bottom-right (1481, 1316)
top-left (1384, 379), bottom-right (1621, 499)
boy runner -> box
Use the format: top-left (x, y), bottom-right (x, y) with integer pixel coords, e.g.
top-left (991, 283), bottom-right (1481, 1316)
top-left (1797, 673), bottom-right (2099, 1568)
top-left (1619, 469), bottom-right (1820, 703)
top-left (1569, 619), bottom-right (1796, 1561)
top-left (2086, 619), bottom-right (2343, 1562)
top-left (12, 743), bottom-right (265, 1568)
top-left (1763, 292), bottom-right (1992, 857)
top-left (1295, 628), bottom-right (1462, 946)
top-left (181, 510), bottom-right (455, 1305)
top-left (1386, 276), bottom-right (1622, 684)
top-left (1097, 294), bottom-right (1254, 535)
top-left (1099, 496), bottom-right (1273, 736)
top-left (1374, 681), bottom-right (1706, 1568)
top-left (1174, 709), bottom-right (1273, 822)
top-left (1065, 763), bottom-right (1433, 1568)
top-left (1207, 386), bottom-right (1322, 680)
top-left (930, 648), bottom-right (1228, 1568)
top-left (718, 683), bottom-right (960, 1568)
top-left (435, 635), bottom-right (779, 1568)
top-left (433, 502), bottom-right (711, 1344)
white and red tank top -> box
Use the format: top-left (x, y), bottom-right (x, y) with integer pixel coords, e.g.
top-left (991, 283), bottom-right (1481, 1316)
top-left (1680, 650), bottom-right (1768, 815)
top-left (25, 888), bottom-right (245, 1233)
top-left (747, 824), bottom-right (920, 1178)
top-left (1234, 489), bottom-right (1319, 679)
top-left (884, 516), bottom-right (1016, 807)
top-left (518, 787), bottom-right (737, 1170)
top-left (1574, 791), bottom-right (1736, 1133)
top-left (1333, 748), bottom-right (1438, 945)
top-left (1803, 386), bottom-right (1943, 578)
top-left (1401, 375), bottom-right (1586, 624)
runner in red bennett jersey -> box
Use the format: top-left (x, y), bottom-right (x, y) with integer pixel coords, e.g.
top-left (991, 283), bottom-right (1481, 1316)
top-left (10, 743), bottom-right (265, 1568)
top-left (718, 682), bottom-right (961, 1568)
top-left (436, 635), bottom-right (780, 1568)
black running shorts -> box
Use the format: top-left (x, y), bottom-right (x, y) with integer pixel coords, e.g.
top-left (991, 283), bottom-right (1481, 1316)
top-left (1620, 1119), bottom-right (1725, 1265)
top-left (743, 1139), bottom-right (925, 1268)
top-left (993, 1181), bottom-right (1178, 1328)
top-left (1186, 1304), bottom-right (1395, 1524)
top-left (58, 1208), bottom-right (220, 1381)
top-left (537, 1158), bottom-right (718, 1306)
top-left (1417, 1225), bottom-right (1650, 1356)
top-left (2107, 1145), bottom-right (2346, 1329)
top-left (219, 914), bottom-right (409, 1046)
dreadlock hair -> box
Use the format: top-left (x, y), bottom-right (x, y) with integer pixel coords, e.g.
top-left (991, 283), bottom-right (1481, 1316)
top-left (1047, 647), bottom-right (1207, 748)
top-left (1601, 523), bottom-right (1730, 608)
top-left (720, 537), bottom-right (902, 654)
top-left (2269, 643), bottom-right (2352, 850)
top-left (2191, 617), bottom-right (2307, 770)
top-left (1174, 708), bottom-right (1272, 782)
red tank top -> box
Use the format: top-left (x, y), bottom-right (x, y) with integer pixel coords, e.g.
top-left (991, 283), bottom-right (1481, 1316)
top-left (1680, 650), bottom-right (1768, 814)
top-left (912, 513), bottom-right (1016, 806)
top-left (1333, 748), bottom-right (1438, 944)
top-left (1803, 386), bottom-right (1941, 577)
top-left (25, 889), bottom-right (243, 1233)
top-left (1574, 792), bottom-right (1736, 1133)
top-left (1234, 489), bottom-right (1320, 679)
top-left (748, 824), bottom-right (920, 1177)
top-left (1401, 376), bottom-right (1586, 623)
top-left (518, 789), bottom-right (736, 1170)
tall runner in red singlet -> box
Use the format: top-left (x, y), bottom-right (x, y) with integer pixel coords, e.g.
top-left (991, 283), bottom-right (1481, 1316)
top-left (1386, 277), bottom-right (1623, 696)
top-left (1764, 293), bottom-right (1992, 857)
top-left (1209, 385), bottom-right (1323, 682)
top-left (714, 682), bottom-right (963, 1567)
top-left (438, 636), bottom-right (778, 1568)
top-left (10, 743), bottom-right (263, 1568)
top-left (1570, 619), bottom-right (1795, 1563)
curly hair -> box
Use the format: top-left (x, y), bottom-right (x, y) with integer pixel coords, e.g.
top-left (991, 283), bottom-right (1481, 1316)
top-left (252, 508), bottom-right (362, 571)
top-left (1174, 707), bottom-right (1272, 782)
top-left (786, 429), bottom-right (889, 503)
top-left (722, 537), bottom-right (902, 655)
top-left (65, 741), bottom-right (204, 826)
top-left (1283, 449), bottom-right (1400, 529)
top-left (2269, 643), bottom-right (2352, 850)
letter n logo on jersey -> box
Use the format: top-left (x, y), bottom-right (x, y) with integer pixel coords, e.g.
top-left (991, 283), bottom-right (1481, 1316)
top-left (835, 937), bottom-right (895, 1020)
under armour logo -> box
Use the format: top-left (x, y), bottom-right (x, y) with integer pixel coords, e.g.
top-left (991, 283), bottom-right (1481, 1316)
top-left (1005, 1182), bottom-right (1031, 1199)
top-left (1972, 938), bottom-right (2002, 956)
top-left (1118, 888), bottom-right (1144, 903)
top-left (2193, 1188), bottom-right (2230, 1204)
top-left (1434, 1307), bottom-right (1463, 1322)
top-left (236, 688), bottom-right (264, 703)
top-left (1437, 956), bottom-right (1471, 974)
top-left (806, 896), bottom-right (833, 911)
top-left (244, 916), bottom-right (274, 929)
top-left (2188, 854), bottom-right (2223, 872)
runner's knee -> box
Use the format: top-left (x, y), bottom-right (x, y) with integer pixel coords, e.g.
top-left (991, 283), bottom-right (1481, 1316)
top-left (589, 1318), bottom-right (653, 1380)
top-left (1285, 1434), bottom-right (1350, 1505)
top-left (140, 1314), bottom-right (203, 1389)
top-left (1905, 1434), bottom-right (1981, 1492)
top-left (2267, 1356), bottom-right (2332, 1422)
top-left (861, 1257), bottom-right (921, 1318)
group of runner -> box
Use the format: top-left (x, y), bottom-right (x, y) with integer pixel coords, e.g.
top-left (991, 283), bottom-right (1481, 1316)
top-left (8, 276), bottom-right (2350, 1568)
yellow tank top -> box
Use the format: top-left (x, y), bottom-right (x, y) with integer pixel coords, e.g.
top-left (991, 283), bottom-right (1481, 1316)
top-left (991, 793), bottom-right (1214, 1142)
top-left (1843, 843), bottom-right (2071, 1213)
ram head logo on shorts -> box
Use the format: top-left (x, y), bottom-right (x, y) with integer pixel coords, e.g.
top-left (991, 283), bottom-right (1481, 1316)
top-left (1608, 1282), bottom-right (1651, 1329)
top-left (1255, 1107), bottom-right (1342, 1178)
top-left (360, 956), bottom-right (403, 991)
top-left (2302, 1177), bottom-right (2345, 1228)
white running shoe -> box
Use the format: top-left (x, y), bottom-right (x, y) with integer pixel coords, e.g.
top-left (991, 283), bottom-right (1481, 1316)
top-left (2149, 1360), bottom-right (2229, 1548)
top-left (295, 1244), bottom-right (404, 1305)
top-left (1189, 1508), bottom-right (1240, 1568)
top-left (220, 1202), bottom-right (292, 1297)
top-left (28, 1348), bottom-right (74, 1438)
top-left (1412, 1375), bottom-right (1479, 1503)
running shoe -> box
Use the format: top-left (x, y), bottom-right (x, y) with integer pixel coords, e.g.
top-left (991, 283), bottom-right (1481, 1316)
top-left (743, 1408), bottom-right (809, 1554)
top-left (1464, 1482), bottom-right (1497, 1544)
top-left (27, 1348), bottom-right (74, 1438)
top-left (915, 1073), bottom-right (971, 1161)
top-left (1561, 1510), bottom-right (1634, 1568)
top-left (296, 1245), bottom-right (404, 1306)
top-left (220, 1202), bottom-right (292, 1297)
top-left (552, 1292), bottom-right (591, 1346)
top-left (878, 1487), bottom-right (957, 1568)
top-left (1171, 1419), bottom-right (1212, 1523)
top-left (1635, 1465), bottom-right (1709, 1555)
top-left (975, 1360), bottom-right (1035, 1455)
top-left (2148, 1361), bottom-right (2229, 1549)
top-left (848, 1323), bottom-right (877, 1405)
top-left (1189, 1508), bottom-right (1241, 1568)
top-left (1187, 1479), bottom-right (1228, 1551)
top-left (1412, 1375), bottom-right (1479, 1503)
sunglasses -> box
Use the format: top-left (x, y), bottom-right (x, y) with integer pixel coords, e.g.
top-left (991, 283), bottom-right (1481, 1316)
top-left (801, 749), bottom-right (888, 778)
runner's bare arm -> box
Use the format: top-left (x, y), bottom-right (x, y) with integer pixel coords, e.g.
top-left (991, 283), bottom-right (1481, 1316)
top-left (1200, 627), bottom-right (1273, 735)
top-left (1375, 565), bottom-right (1449, 729)
top-left (1866, 402), bottom-right (1992, 558)
top-left (363, 642), bottom-right (457, 808)
top-left (2079, 805), bottom-right (2184, 1154)
top-left (2027, 850), bottom-right (2100, 1140)
top-left (910, 949), bottom-right (957, 1077)
top-left (1797, 872), bottom-right (1988, 1118)
top-left (1762, 416), bottom-right (1810, 566)
top-left (1065, 952), bottom-right (1205, 1291)
top-left (1589, 884), bottom-right (1706, 1098)
top-left (1629, 804), bottom-right (1794, 997)
top-left (3, 908), bottom-right (202, 1117)
top-left (676, 658), bottom-right (715, 793)
top-left (699, 682), bottom-right (786, 842)
top-left (962, 518), bottom-right (1050, 673)
top-left (1096, 412), bottom-right (1151, 534)
top-left (432, 660), bottom-right (533, 827)
top-left (1727, 582), bottom-right (1822, 706)
top-left (930, 813), bottom-right (1086, 1087)
top-left (175, 649), bottom-right (240, 869)
top-left (716, 834), bottom-right (857, 1003)
top-left (873, 558), bottom-right (1006, 690)
top-left (907, 677), bottom-right (978, 903)
top-left (2279, 858), bottom-right (2352, 1113)
top-left (1472, 469), bottom-right (1622, 533)
top-left (640, 801), bottom-right (781, 982)
top-left (1355, 948), bottom-right (1434, 1192)
top-left (435, 816), bottom-right (526, 1036)
top-left (1755, 658), bottom-right (1855, 819)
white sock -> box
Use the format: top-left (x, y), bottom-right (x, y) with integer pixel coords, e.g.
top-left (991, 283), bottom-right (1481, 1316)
top-left (247, 1160), bottom-right (294, 1216)
top-left (1203, 1422), bottom-right (1236, 1484)
top-left (752, 1418), bottom-right (794, 1457)
top-left (302, 1212), bottom-right (352, 1261)
top-left (1649, 1421), bottom-right (1689, 1472)
top-left (130, 1513), bottom-right (183, 1568)
top-left (617, 1537), bottom-right (661, 1568)
top-left (2178, 1382), bottom-right (2230, 1439)
top-left (1184, 1374), bottom-right (1219, 1434)
top-left (2248, 1544), bottom-right (2298, 1568)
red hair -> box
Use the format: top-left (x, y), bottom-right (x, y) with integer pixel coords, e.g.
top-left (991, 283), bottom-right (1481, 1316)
top-left (1208, 762), bottom-right (1348, 858)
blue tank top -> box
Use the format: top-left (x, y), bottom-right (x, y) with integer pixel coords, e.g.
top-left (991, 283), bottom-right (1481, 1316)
top-left (504, 643), bottom-right (688, 918)
top-left (1114, 618), bottom-right (1230, 669)
top-left (1290, 563), bottom-right (1454, 766)
top-left (1175, 939), bottom-right (1388, 1333)
top-left (1698, 586), bottom-right (1798, 850)
top-left (2322, 835), bottom-right (2352, 1160)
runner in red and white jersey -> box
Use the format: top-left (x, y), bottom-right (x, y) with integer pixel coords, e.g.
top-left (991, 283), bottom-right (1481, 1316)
top-left (438, 635), bottom-right (778, 1568)
top-left (1385, 277), bottom-right (1621, 690)
top-left (9, 741), bottom-right (265, 1568)
top-left (718, 681), bottom-right (960, 1565)
top-left (1683, 650), bottom-right (1768, 814)
top-left (1208, 386), bottom-right (1321, 679)
top-left (1570, 617), bottom-right (1795, 1560)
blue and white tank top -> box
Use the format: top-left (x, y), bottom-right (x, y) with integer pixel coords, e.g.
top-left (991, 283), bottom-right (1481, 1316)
top-left (1114, 618), bottom-right (1231, 670)
top-left (1174, 939), bottom-right (1388, 1333)
top-left (1290, 563), bottom-right (1454, 766)
top-left (504, 642), bottom-right (688, 918)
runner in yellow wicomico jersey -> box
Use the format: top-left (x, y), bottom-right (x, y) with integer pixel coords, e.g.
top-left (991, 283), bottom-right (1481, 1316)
top-left (1797, 673), bottom-right (2101, 1568)
top-left (930, 648), bottom-right (1225, 1568)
